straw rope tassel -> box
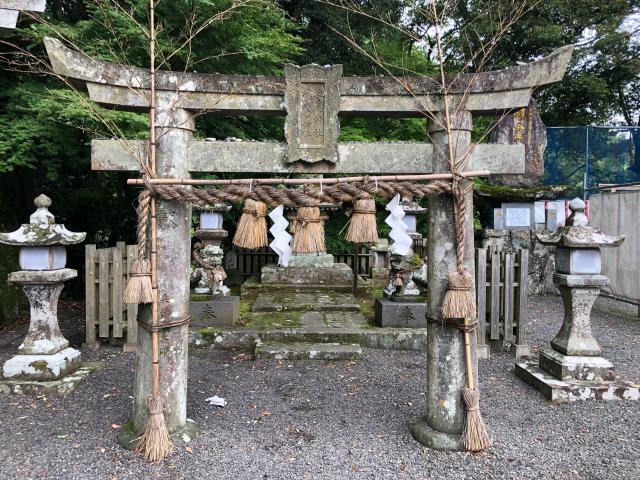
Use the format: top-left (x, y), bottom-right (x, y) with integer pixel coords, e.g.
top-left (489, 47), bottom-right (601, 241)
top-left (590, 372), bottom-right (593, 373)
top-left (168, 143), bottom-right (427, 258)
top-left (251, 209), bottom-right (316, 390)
top-left (233, 198), bottom-right (268, 249)
top-left (346, 196), bottom-right (378, 245)
top-left (292, 206), bottom-right (325, 253)
top-left (124, 190), bottom-right (153, 304)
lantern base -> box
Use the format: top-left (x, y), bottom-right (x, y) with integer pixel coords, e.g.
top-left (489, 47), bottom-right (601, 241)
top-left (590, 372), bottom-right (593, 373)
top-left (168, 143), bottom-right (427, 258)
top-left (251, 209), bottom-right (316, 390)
top-left (0, 361), bottom-right (101, 396)
top-left (3, 347), bottom-right (81, 381)
top-left (516, 360), bottom-right (640, 403)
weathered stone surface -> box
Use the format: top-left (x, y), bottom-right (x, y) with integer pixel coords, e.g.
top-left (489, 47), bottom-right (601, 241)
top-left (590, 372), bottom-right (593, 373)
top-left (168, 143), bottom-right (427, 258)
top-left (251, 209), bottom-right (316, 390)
top-left (190, 296), bottom-right (239, 327)
top-left (14, 282), bottom-right (68, 354)
top-left (416, 111), bottom-right (477, 449)
top-left (261, 263), bottom-right (353, 285)
top-left (133, 107), bottom-right (194, 436)
top-left (3, 347), bottom-right (80, 380)
top-left (8, 268), bottom-right (77, 284)
top-left (255, 342), bottom-right (362, 361)
top-left (551, 283), bottom-right (604, 356)
top-left (284, 64), bottom-right (341, 164)
top-left (92, 138), bottom-right (526, 175)
top-left (288, 253), bottom-right (335, 268)
top-left (538, 349), bottom-right (614, 382)
top-left (0, 362), bottom-right (101, 396)
top-left (515, 362), bottom-right (640, 403)
top-left (0, 1), bottom-right (46, 32)
top-left (252, 292), bottom-right (359, 313)
top-left (45, 37), bottom-right (572, 113)
top-left (490, 100), bottom-right (547, 187)
top-left (374, 298), bottom-right (428, 328)
top-left (411, 417), bottom-right (464, 451)
top-left (190, 309), bottom-right (428, 352)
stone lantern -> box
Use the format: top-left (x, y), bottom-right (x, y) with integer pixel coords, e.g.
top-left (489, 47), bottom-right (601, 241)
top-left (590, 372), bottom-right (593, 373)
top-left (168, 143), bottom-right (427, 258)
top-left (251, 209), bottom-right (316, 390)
top-left (190, 205), bottom-right (239, 327)
top-left (0, 194), bottom-right (91, 395)
top-left (516, 198), bottom-right (639, 401)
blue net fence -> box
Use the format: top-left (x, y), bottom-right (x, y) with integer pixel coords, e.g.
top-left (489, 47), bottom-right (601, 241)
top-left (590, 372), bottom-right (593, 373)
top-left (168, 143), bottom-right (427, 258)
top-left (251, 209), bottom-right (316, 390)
top-left (544, 126), bottom-right (640, 197)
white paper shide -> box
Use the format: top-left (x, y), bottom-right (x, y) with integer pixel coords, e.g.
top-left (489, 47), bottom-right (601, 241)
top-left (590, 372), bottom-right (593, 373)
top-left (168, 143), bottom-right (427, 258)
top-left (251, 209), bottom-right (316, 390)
top-left (268, 205), bottom-right (292, 267)
top-left (385, 194), bottom-right (412, 256)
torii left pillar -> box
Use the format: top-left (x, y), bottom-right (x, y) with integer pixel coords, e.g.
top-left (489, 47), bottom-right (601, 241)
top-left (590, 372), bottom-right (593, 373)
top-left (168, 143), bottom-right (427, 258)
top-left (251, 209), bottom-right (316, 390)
top-left (120, 106), bottom-right (197, 445)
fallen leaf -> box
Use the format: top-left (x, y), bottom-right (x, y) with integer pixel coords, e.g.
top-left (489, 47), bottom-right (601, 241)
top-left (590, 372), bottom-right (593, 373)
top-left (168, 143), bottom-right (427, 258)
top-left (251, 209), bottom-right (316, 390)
top-left (261, 411), bottom-right (272, 417)
top-left (111, 424), bottom-right (121, 429)
top-left (185, 446), bottom-right (193, 454)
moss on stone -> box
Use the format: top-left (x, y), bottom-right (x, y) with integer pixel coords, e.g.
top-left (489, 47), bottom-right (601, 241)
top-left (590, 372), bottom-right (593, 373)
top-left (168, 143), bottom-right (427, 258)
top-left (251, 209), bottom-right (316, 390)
top-left (121, 421), bottom-right (136, 435)
top-left (29, 360), bottom-right (53, 375)
top-left (244, 311), bottom-right (302, 329)
top-left (358, 300), bottom-right (375, 322)
top-left (371, 288), bottom-right (384, 299)
top-left (475, 182), bottom-right (567, 201)
top-left (199, 327), bottom-right (222, 343)
top-left (408, 255), bottom-right (424, 268)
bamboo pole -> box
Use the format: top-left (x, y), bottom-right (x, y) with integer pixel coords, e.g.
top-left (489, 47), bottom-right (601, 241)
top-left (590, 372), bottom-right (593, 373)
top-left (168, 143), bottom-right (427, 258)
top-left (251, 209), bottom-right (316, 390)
top-left (127, 170), bottom-right (490, 187)
top-left (135, 0), bottom-right (173, 462)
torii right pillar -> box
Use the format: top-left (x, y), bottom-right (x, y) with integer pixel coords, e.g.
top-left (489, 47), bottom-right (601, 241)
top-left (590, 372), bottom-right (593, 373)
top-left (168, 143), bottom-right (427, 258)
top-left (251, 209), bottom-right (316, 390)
top-left (413, 111), bottom-right (477, 450)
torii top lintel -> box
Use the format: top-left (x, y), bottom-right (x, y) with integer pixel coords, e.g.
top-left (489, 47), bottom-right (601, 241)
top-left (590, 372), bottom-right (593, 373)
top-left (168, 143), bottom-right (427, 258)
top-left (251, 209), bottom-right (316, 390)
top-left (43, 37), bottom-right (573, 174)
top-left (45, 37), bottom-right (572, 116)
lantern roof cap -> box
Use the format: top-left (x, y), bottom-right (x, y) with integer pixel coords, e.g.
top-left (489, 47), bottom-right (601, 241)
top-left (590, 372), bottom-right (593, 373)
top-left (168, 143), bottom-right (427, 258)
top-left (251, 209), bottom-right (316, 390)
top-left (537, 197), bottom-right (624, 248)
top-left (0, 194), bottom-right (86, 247)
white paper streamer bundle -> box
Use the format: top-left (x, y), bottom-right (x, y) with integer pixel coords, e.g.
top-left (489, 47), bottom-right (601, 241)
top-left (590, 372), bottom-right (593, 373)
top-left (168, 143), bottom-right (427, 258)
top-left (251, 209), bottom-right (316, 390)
top-left (268, 205), bottom-right (292, 267)
top-left (385, 194), bottom-right (412, 256)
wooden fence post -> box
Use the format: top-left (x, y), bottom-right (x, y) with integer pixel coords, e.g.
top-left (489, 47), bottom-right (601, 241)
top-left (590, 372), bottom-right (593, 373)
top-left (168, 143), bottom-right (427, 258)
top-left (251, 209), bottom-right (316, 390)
top-left (503, 252), bottom-right (515, 346)
top-left (85, 244), bottom-right (97, 349)
top-left (475, 248), bottom-right (489, 359)
top-left (490, 249), bottom-right (501, 341)
top-left (98, 247), bottom-right (110, 339)
top-left (514, 249), bottom-right (530, 357)
top-left (112, 242), bottom-right (124, 338)
top-left (124, 244), bottom-right (139, 352)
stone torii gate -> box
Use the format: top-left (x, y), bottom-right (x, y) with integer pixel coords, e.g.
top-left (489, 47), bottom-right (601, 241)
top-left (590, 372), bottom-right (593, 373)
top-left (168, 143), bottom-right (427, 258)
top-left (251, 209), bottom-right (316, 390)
top-left (44, 37), bottom-right (572, 450)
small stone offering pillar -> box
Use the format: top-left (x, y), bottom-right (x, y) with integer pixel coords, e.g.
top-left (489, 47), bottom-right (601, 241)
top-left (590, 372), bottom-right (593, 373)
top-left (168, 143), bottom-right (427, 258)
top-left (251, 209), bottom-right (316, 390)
top-left (0, 194), bottom-right (90, 395)
top-left (516, 198), bottom-right (639, 402)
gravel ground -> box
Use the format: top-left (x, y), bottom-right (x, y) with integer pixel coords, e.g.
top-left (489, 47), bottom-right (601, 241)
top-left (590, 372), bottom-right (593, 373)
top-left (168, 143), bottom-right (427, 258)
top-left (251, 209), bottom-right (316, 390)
top-left (0, 295), bottom-right (639, 480)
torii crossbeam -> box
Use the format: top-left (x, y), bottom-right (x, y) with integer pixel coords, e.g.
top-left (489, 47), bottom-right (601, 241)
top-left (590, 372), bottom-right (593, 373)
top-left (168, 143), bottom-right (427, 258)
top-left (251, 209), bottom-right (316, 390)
top-left (44, 36), bottom-right (572, 451)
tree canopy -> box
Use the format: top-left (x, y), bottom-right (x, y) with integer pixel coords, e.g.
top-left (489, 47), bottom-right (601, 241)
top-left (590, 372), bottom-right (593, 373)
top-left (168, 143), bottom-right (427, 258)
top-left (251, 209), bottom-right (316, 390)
top-left (0, 0), bottom-right (637, 249)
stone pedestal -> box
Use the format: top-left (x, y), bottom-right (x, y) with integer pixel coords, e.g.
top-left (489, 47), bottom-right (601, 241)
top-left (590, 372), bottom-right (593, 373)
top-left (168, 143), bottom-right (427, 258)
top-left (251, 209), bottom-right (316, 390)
top-left (288, 252), bottom-right (335, 268)
top-left (374, 297), bottom-right (427, 328)
top-left (261, 255), bottom-right (353, 286)
top-left (1, 269), bottom-right (90, 395)
top-left (190, 295), bottom-right (239, 327)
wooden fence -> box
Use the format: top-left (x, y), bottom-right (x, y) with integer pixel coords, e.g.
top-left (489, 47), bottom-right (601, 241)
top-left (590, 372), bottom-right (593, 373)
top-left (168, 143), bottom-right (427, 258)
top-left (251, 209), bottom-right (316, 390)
top-left (85, 242), bottom-right (138, 350)
top-left (476, 248), bottom-right (530, 358)
top-left (234, 245), bottom-right (374, 280)
top-left (85, 242), bottom-right (529, 357)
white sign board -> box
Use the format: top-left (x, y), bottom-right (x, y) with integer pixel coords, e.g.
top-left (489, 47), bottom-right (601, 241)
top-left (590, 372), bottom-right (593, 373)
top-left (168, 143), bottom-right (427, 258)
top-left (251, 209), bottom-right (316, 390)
top-left (505, 208), bottom-right (532, 227)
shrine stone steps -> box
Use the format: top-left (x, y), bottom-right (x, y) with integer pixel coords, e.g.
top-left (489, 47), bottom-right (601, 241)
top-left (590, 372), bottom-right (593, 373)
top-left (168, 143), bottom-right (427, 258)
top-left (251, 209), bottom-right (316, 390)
top-left (251, 292), bottom-right (360, 313)
top-left (254, 342), bottom-right (363, 361)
